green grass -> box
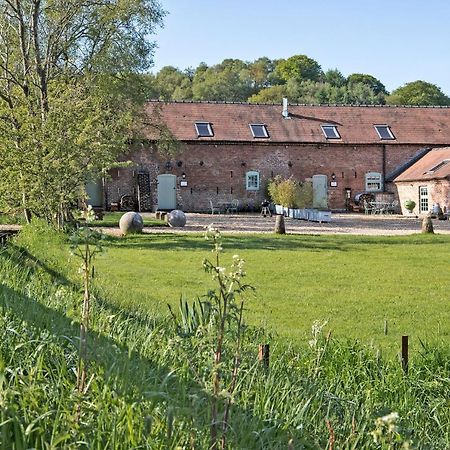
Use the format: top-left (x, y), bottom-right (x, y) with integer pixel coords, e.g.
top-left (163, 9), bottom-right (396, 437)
top-left (88, 232), bottom-right (450, 354)
top-left (1, 223), bottom-right (450, 448)
top-left (88, 212), bottom-right (167, 228)
top-left (0, 213), bottom-right (25, 225)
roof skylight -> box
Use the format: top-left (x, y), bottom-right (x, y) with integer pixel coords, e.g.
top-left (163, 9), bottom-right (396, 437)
top-left (374, 125), bottom-right (395, 140)
top-left (321, 125), bottom-right (340, 139)
top-left (425, 159), bottom-right (450, 174)
top-left (249, 124), bottom-right (269, 138)
top-left (195, 122), bottom-right (213, 137)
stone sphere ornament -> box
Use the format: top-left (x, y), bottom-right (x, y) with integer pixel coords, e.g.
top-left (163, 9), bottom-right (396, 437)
top-left (167, 210), bottom-right (187, 227)
top-left (119, 212), bottom-right (144, 235)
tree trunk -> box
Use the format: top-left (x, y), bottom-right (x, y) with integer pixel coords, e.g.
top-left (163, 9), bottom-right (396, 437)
top-left (421, 216), bottom-right (434, 234)
top-left (274, 214), bottom-right (286, 234)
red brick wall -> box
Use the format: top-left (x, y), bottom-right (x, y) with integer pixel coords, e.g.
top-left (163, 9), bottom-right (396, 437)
top-left (105, 142), bottom-right (431, 211)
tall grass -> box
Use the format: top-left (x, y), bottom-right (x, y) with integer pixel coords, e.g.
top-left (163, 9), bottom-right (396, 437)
top-left (1, 222), bottom-right (449, 448)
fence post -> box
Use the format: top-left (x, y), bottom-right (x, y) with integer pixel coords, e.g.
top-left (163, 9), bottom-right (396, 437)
top-left (401, 335), bottom-right (409, 374)
top-left (258, 344), bottom-right (270, 369)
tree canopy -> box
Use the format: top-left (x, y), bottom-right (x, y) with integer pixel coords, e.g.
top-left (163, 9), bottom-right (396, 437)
top-left (386, 80), bottom-right (450, 106)
top-left (0, 0), bottom-right (164, 225)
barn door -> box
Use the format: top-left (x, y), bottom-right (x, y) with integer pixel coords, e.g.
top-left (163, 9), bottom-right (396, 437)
top-left (312, 175), bottom-right (328, 209)
top-left (86, 179), bottom-right (103, 207)
top-left (157, 174), bottom-right (177, 210)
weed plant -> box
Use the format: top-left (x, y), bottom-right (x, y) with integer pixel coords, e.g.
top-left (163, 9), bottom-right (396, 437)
top-left (0, 222), bottom-right (449, 448)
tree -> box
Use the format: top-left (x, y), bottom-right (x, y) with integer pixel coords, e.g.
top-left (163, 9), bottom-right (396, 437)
top-left (275, 54), bottom-right (323, 83)
top-left (192, 58), bottom-right (256, 102)
top-left (386, 80), bottom-right (450, 106)
top-left (323, 69), bottom-right (347, 87)
top-left (347, 73), bottom-right (388, 95)
top-left (0, 0), bottom-right (164, 225)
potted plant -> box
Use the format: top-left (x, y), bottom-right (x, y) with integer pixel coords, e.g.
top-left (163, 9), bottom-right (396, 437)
top-left (404, 200), bottom-right (416, 215)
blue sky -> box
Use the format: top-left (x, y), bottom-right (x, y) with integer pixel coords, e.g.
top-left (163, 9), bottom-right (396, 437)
top-left (151, 0), bottom-right (450, 95)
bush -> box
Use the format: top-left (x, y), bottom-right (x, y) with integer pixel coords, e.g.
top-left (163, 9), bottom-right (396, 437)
top-left (267, 176), bottom-right (313, 208)
top-left (404, 200), bottom-right (416, 212)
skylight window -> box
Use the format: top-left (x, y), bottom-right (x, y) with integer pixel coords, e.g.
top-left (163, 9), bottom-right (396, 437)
top-left (425, 160), bottom-right (450, 174)
top-left (249, 124), bottom-right (269, 138)
top-left (374, 125), bottom-right (395, 140)
top-left (195, 122), bottom-right (213, 137)
top-left (321, 125), bottom-right (340, 139)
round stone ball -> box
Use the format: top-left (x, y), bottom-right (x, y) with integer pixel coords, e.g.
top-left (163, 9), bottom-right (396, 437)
top-left (167, 210), bottom-right (187, 228)
top-left (119, 212), bottom-right (144, 235)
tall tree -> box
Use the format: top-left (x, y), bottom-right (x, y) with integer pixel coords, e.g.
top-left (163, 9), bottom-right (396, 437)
top-left (347, 73), bottom-right (387, 95)
top-left (386, 80), bottom-right (450, 106)
top-left (275, 54), bottom-right (323, 83)
top-left (0, 0), bottom-right (164, 225)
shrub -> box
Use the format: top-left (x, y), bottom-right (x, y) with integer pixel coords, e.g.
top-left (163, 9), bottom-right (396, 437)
top-left (404, 200), bottom-right (416, 212)
top-left (268, 176), bottom-right (313, 208)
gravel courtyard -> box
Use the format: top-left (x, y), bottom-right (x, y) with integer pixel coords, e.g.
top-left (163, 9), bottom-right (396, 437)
top-left (141, 212), bottom-right (450, 235)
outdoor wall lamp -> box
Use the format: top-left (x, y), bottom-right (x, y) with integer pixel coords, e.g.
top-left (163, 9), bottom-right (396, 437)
top-left (241, 161), bottom-right (246, 167)
top-left (331, 172), bottom-right (336, 180)
top-left (181, 172), bottom-right (186, 179)
top-left (177, 160), bottom-right (183, 167)
top-left (288, 161), bottom-right (293, 168)
top-left (199, 160), bottom-right (204, 166)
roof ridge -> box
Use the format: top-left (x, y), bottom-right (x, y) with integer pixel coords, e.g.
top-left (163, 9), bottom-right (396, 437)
top-left (146, 99), bottom-right (450, 108)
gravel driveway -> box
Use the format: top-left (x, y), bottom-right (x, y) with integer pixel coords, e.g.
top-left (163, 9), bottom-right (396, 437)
top-left (141, 213), bottom-right (450, 236)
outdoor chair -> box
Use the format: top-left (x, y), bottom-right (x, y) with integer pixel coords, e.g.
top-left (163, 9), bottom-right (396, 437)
top-left (228, 199), bottom-right (239, 214)
top-left (363, 201), bottom-right (373, 215)
top-left (209, 199), bottom-right (221, 215)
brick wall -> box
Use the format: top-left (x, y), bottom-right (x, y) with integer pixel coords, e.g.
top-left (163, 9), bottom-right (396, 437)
top-left (105, 142), bottom-right (430, 211)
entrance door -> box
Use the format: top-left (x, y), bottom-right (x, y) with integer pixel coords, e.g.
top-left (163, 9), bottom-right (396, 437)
top-left (86, 179), bottom-right (103, 207)
top-left (157, 174), bottom-right (177, 210)
top-left (419, 186), bottom-right (429, 213)
top-left (312, 175), bottom-right (328, 209)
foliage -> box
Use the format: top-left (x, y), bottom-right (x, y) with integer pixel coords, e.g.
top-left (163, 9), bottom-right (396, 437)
top-left (169, 225), bottom-right (253, 449)
top-left (347, 73), bottom-right (388, 95)
top-left (1, 226), bottom-right (450, 447)
top-left (387, 80), bottom-right (450, 106)
top-left (275, 54), bottom-right (323, 83)
top-left (0, 0), bottom-right (164, 226)
top-left (404, 200), bottom-right (416, 212)
top-left (266, 175), bottom-right (312, 209)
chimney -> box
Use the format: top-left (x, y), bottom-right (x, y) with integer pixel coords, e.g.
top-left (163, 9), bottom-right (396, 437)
top-left (282, 98), bottom-right (289, 118)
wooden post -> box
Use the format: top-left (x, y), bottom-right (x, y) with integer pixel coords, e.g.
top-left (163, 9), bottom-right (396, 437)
top-left (258, 344), bottom-right (270, 369)
top-left (384, 319), bottom-right (388, 335)
top-left (401, 335), bottom-right (408, 374)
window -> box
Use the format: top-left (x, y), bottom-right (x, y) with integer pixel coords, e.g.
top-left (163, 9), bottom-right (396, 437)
top-left (246, 171), bottom-right (260, 190)
top-left (365, 172), bottom-right (383, 192)
top-left (374, 125), bottom-right (395, 140)
top-left (321, 125), bottom-right (340, 139)
top-left (194, 122), bottom-right (213, 137)
top-left (249, 124), bottom-right (269, 138)
top-left (419, 186), bottom-right (429, 213)
top-left (424, 160), bottom-right (450, 174)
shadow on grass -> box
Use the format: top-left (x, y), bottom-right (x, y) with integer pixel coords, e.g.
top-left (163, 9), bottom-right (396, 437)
top-left (0, 245), bottom-right (294, 448)
top-left (100, 232), bottom-right (450, 253)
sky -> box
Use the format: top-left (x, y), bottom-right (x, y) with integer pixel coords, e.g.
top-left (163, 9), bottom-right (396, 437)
top-left (151, 0), bottom-right (450, 95)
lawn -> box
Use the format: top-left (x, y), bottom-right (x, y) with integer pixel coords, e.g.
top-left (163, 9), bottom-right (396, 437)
top-left (93, 232), bottom-right (450, 354)
top-left (89, 211), bottom-right (167, 227)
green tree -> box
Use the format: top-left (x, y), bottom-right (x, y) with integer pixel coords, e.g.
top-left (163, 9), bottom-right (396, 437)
top-left (0, 0), bottom-right (164, 226)
top-left (192, 59), bottom-right (255, 101)
top-left (150, 66), bottom-right (193, 100)
top-left (275, 54), bottom-right (323, 83)
top-left (323, 69), bottom-right (347, 87)
top-left (386, 80), bottom-right (450, 106)
top-left (347, 73), bottom-right (388, 95)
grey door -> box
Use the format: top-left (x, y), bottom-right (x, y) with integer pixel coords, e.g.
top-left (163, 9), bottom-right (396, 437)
top-left (86, 179), bottom-right (103, 207)
top-left (157, 174), bottom-right (177, 210)
top-left (312, 175), bottom-right (328, 209)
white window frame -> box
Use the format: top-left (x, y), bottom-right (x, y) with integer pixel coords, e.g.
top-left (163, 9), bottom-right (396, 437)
top-left (194, 121), bottom-right (213, 137)
top-left (374, 125), bottom-right (395, 140)
top-left (419, 186), bottom-right (429, 213)
top-left (246, 171), bottom-right (260, 191)
top-left (365, 172), bottom-right (383, 192)
top-left (321, 124), bottom-right (340, 139)
top-left (249, 124), bottom-right (269, 138)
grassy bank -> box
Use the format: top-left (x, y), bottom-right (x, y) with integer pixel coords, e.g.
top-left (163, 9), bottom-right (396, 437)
top-left (1, 223), bottom-right (450, 448)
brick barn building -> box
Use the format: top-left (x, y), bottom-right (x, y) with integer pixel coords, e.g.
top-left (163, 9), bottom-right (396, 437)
top-left (394, 147), bottom-right (450, 215)
top-left (90, 101), bottom-right (450, 212)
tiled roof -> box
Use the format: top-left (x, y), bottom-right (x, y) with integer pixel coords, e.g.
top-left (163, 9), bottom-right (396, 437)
top-left (145, 101), bottom-right (450, 145)
top-left (394, 147), bottom-right (450, 182)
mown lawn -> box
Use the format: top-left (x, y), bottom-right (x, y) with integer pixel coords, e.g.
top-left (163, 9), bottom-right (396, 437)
top-left (89, 211), bottom-right (166, 227)
top-left (93, 232), bottom-right (450, 353)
